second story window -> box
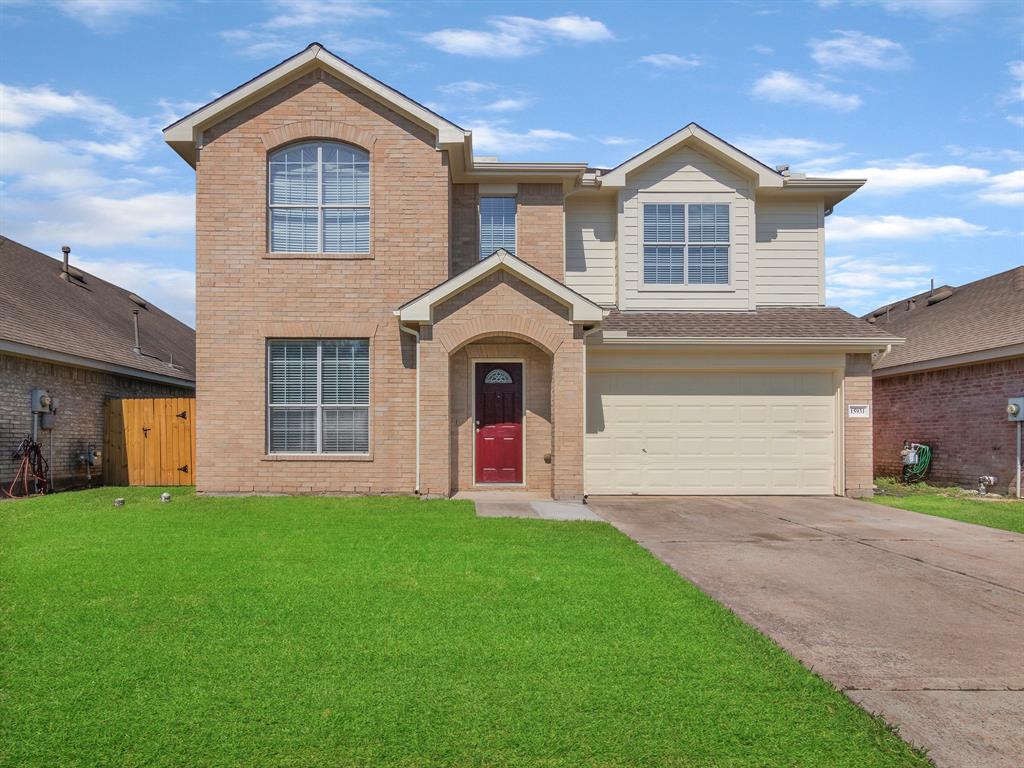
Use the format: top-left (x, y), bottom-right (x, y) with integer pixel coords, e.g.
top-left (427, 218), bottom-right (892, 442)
top-left (643, 203), bottom-right (730, 285)
top-left (480, 196), bottom-right (516, 259)
top-left (269, 142), bottom-right (369, 254)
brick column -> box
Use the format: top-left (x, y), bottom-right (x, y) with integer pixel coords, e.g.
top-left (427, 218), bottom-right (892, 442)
top-left (418, 332), bottom-right (451, 498)
top-left (844, 353), bottom-right (874, 498)
top-left (551, 329), bottom-right (585, 500)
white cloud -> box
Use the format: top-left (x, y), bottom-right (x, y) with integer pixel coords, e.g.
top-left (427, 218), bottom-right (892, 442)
top-left (751, 71), bottom-right (862, 111)
top-left (0, 82), bottom-right (152, 161)
top-left (52, 0), bottom-right (165, 31)
top-left (422, 14), bottom-right (612, 58)
top-left (1003, 60), bottom-right (1024, 104)
top-left (945, 143), bottom-right (1024, 164)
top-left (752, 45), bottom-right (774, 55)
top-left (810, 30), bottom-right (910, 70)
top-left (732, 136), bottom-right (842, 164)
top-left (977, 170), bottom-right (1024, 206)
top-left (597, 136), bottom-right (636, 146)
top-left (481, 97), bottom-right (532, 112)
top-left (864, 0), bottom-right (983, 19)
top-left (833, 163), bottom-right (990, 192)
top-left (1008, 115), bottom-right (1024, 127)
top-left (825, 255), bottom-right (932, 310)
top-left (828, 215), bottom-right (986, 240)
top-left (638, 53), bottom-right (702, 69)
top-left (74, 256), bottom-right (196, 326)
top-left (438, 80), bottom-right (495, 96)
top-left (467, 122), bottom-right (577, 157)
top-left (220, 1), bottom-right (392, 58)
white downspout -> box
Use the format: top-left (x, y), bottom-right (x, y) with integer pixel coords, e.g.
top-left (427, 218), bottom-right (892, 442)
top-left (581, 323), bottom-right (604, 501)
top-left (400, 324), bottom-right (420, 494)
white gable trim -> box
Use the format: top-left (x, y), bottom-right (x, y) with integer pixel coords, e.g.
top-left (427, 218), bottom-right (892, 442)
top-left (396, 250), bottom-right (606, 324)
top-left (163, 43), bottom-right (467, 166)
top-left (601, 123), bottom-right (784, 188)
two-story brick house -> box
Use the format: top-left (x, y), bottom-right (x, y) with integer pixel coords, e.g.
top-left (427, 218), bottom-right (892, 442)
top-left (163, 43), bottom-right (899, 500)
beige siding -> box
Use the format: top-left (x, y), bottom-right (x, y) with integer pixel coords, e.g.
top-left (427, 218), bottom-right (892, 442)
top-left (755, 199), bottom-right (825, 306)
top-left (565, 196), bottom-right (616, 305)
top-left (619, 145), bottom-right (753, 311)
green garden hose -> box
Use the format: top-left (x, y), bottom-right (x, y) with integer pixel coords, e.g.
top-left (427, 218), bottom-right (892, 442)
top-left (903, 443), bottom-right (932, 483)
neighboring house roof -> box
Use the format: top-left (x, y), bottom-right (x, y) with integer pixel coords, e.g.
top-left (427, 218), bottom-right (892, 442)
top-left (0, 237), bottom-right (196, 387)
top-left (865, 265), bottom-right (1024, 374)
top-left (396, 249), bottom-right (605, 325)
top-left (601, 307), bottom-right (900, 348)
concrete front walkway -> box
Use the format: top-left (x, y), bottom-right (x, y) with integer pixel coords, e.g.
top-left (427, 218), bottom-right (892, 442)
top-left (587, 495), bottom-right (1024, 768)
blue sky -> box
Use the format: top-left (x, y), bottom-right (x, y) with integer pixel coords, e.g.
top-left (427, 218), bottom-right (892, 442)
top-left (1, 0), bottom-right (1022, 326)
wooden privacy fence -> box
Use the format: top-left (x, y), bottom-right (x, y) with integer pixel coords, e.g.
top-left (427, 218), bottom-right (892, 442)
top-left (104, 397), bottom-right (196, 486)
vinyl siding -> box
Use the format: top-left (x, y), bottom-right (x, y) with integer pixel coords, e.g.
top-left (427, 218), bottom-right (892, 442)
top-left (755, 199), bottom-right (825, 306)
top-left (565, 196), bottom-right (616, 305)
top-left (619, 145), bottom-right (753, 311)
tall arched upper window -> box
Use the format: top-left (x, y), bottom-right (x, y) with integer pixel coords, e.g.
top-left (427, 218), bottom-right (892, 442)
top-left (268, 141), bottom-right (370, 253)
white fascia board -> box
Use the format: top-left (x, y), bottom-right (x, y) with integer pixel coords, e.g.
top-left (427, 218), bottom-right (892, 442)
top-left (594, 336), bottom-right (900, 351)
top-left (163, 43), bottom-right (467, 166)
top-left (600, 123), bottom-right (784, 188)
top-left (397, 250), bottom-right (605, 324)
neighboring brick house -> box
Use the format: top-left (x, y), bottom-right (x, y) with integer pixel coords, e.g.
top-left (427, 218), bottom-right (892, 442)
top-left (867, 267), bottom-right (1024, 494)
top-left (162, 43), bottom-right (898, 500)
top-left (0, 237), bottom-right (195, 492)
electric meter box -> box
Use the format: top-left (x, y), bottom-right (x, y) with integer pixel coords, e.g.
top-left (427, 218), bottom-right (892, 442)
top-left (1009, 397), bottom-right (1024, 422)
top-left (30, 388), bottom-right (52, 413)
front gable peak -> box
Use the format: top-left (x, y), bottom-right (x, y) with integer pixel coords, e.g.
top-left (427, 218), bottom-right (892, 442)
top-left (163, 43), bottom-right (467, 166)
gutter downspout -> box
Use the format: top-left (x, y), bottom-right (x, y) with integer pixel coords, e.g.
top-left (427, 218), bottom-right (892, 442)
top-left (399, 324), bottom-right (421, 494)
top-left (581, 323), bottom-right (604, 501)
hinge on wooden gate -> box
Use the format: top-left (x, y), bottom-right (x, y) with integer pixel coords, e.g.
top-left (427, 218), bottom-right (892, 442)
top-left (177, 464), bottom-right (189, 474)
top-left (176, 411), bottom-right (188, 420)
top-left (142, 426), bottom-right (150, 437)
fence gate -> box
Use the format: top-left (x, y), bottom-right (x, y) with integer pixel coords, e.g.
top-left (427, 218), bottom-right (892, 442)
top-left (104, 397), bottom-right (196, 486)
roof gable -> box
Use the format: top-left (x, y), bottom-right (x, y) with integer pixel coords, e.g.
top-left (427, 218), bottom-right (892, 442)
top-left (601, 123), bottom-right (784, 188)
top-left (163, 43), bottom-right (467, 166)
top-left (397, 250), bottom-right (605, 324)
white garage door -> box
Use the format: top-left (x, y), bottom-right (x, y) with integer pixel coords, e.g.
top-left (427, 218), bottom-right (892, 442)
top-left (586, 370), bottom-right (838, 495)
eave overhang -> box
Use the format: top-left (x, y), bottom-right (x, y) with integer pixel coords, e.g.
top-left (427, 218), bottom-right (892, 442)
top-left (396, 249), bottom-right (606, 325)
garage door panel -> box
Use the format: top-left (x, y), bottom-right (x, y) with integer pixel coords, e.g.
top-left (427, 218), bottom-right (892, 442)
top-left (586, 369), bottom-right (837, 495)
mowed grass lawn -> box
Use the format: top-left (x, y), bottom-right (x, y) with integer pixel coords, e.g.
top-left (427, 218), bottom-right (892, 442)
top-left (871, 479), bottom-right (1024, 534)
top-left (1, 490), bottom-right (929, 767)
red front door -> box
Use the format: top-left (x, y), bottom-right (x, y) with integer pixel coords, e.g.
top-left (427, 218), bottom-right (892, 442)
top-left (475, 362), bottom-right (523, 484)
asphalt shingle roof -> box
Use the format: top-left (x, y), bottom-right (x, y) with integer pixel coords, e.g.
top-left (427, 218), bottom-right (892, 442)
top-left (602, 306), bottom-right (898, 342)
top-left (0, 236), bottom-right (195, 384)
top-left (865, 266), bottom-right (1024, 370)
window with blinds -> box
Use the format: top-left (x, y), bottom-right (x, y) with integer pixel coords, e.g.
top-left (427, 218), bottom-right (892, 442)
top-left (642, 203), bottom-right (730, 285)
top-left (267, 339), bottom-right (370, 454)
top-left (480, 196), bottom-right (516, 259)
top-left (268, 142), bottom-right (370, 254)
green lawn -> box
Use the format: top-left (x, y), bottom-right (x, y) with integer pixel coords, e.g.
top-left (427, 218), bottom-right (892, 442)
top-left (871, 478), bottom-right (1024, 534)
top-left (1, 489), bottom-right (928, 767)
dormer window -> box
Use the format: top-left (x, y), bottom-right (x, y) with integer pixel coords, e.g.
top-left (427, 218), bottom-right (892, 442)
top-left (479, 196), bottom-right (516, 259)
top-left (643, 203), bottom-right (729, 285)
top-left (269, 141), bottom-right (369, 254)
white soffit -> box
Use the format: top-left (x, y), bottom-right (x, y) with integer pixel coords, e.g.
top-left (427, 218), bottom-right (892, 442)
top-left (163, 43), bottom-right (467, 166)
top-left (397, 250), bottom-right (605, 324)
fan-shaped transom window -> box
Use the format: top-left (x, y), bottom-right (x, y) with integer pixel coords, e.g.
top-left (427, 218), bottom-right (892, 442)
top-left (484, 368), bottom-right (513, 384)
top-left (268, 141), bottom-right (369, 253)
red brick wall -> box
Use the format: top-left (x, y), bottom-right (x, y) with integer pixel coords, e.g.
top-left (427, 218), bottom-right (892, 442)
top-left (873, 357), bottom-right (1024, 493)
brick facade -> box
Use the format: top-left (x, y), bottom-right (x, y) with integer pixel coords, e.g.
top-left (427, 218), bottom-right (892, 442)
top-left (517, 183), bottom-right (565, 280)
top-left (0, 353), bottom-right (190, 492)
top-left (451, 183), bottom-right (479, 276)
top-left (843, 353), bottom-right (874, 497)
top-left (873, 357), bottom-right (1023, 494)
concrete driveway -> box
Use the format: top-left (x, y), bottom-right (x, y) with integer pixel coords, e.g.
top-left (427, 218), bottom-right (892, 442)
top-left (588, 496), bottom-right (1024, 768)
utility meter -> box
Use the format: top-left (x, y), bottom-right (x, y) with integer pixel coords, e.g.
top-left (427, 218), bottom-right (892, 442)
top-left (1009, 397), bottom-right (1024, 422)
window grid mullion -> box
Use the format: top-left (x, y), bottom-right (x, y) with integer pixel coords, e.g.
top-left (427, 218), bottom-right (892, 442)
top-left (315, 340), bottom-right (323, 454)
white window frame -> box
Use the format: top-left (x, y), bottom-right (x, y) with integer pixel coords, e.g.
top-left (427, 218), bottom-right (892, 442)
top-left (479, 195), bottom-right (517, 260)
top-left (265, 338), bottom-right (371, 455)
top-left (641, 202), bottom-right (731, 288)
top-left (267, 142), bottom-right (370, 255)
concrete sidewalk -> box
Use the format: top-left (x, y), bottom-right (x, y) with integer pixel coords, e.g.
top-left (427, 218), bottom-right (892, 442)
top-left (588, 495), bottom-right (1024, 768)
